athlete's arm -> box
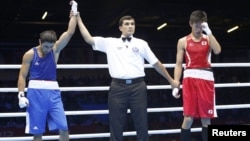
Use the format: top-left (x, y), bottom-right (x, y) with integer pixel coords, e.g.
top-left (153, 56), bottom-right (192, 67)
top-left (17, 49), bottom-right (33, 92)
top-left (77, 12), bottom-right (95, 46)
top-left (174, 37), bottom-right (185, 82)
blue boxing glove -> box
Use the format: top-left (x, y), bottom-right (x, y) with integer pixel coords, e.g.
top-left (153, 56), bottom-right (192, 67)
top-left (18, 91), bottom-right (29, 108)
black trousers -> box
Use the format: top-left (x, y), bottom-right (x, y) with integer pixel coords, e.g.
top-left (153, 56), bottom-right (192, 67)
top-left (108, 78), bottom-right (148, 141)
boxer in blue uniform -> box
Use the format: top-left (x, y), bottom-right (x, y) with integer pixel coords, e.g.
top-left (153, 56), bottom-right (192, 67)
top-left (17, 1), bottom-right (78, 141)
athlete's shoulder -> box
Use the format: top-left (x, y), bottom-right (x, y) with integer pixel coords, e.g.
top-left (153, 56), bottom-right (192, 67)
top-left (178, 36), bottom-right (187, 44)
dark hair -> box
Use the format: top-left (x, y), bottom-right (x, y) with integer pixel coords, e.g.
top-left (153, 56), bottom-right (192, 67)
top-left (39, 30), bottom-right (57, 43)
top-left (118, 15), bottom-right (135, 26)
top-left (189, 10), bottom-right (207, 24)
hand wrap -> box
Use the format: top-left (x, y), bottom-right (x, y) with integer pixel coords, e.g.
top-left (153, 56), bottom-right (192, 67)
top-left (201, 22), bottom-right (212, 35)
top-left (172, 88), bottom-right (181, 98)
top-left (18, 91), bottom-right (29, 108)
top-left (70, 0), bottom-right (78, 16)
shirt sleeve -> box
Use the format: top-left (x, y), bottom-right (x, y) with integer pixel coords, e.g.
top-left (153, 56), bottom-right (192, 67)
top-left (92, 36), bottom-right (107, 53)
top-left (141, 41), bottom-right (159, 65)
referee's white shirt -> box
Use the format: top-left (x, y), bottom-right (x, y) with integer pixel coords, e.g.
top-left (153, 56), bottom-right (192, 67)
top-left (92, 36), bottom-right (158, 79)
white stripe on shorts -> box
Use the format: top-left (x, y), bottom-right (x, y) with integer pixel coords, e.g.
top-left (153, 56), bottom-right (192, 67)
top-left (28, 80), bottom-right (59, 89)
top-left (183, 69), bottom-right (214, 81)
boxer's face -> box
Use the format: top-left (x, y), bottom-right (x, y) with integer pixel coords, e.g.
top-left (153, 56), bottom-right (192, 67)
top-left (41, 42), bottom-right (54, 54)
top-left (190, 22), bottom-right (203, 37)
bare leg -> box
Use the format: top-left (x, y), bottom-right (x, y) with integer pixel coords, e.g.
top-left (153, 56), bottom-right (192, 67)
top-left (201, 118), bottom-right (210, 127)
top-left (182, 116), bottom-right (193, 129)
top-left (181, 116), bottom-right (193, 141)
top-left (59, 130), bottom-right (69, 141)
top-left (201, 118), bottom-right (210, 141)
top-left (33, 134), bottom-right (42, 141)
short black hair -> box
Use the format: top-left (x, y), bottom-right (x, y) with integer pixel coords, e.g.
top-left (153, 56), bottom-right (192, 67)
top-left (39, 30), bottom-right (57, 43)
top-left (190, 10), bottom-right (207, 24)
top-left (118, 15), bottom-right (135, 26)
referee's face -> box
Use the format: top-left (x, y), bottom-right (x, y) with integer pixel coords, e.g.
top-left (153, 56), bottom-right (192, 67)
top-left (119, 19), bottom-right (135, 37)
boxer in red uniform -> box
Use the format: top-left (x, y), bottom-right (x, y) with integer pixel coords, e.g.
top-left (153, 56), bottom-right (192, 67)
top-left (173, 10), bottom-right (222, 141)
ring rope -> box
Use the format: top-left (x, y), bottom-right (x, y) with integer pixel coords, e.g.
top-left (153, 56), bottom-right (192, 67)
top-left (0, 82), bottom-right (249, 92)
top-left (0, 104), bottom-right (250, 118)
top-left (1, 63), bottom-right (250, 69)
top-left (0, 128), bottom-right (202, 141)
top-left (0, 63), bottom-right (249, 140)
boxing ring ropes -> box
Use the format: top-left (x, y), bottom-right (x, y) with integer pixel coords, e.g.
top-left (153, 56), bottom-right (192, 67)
top-left (1, 63), bottom-right (250, 140)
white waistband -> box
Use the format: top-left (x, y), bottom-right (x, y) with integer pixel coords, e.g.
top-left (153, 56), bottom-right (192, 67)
top-left (28, 80), bottom-right (59, 89)
top-left (183, 69), bottom-right (214, 81)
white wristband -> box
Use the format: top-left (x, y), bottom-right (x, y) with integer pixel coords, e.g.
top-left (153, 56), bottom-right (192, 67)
top-left (18, 91), bottom-right (25, 99)
top-left (205, 29), bottom-right (212, 35)
top-left (71, 1), bottom-right (77, 15)
top-left (172, 88), bottom-right (179, 97)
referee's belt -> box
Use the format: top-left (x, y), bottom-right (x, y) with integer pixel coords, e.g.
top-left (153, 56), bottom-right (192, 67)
top-left (112, 77), bottom-right (144, 85)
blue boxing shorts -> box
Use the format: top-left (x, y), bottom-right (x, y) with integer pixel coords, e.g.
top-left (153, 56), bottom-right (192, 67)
top-left (25, 80), bottom-right (68, 135)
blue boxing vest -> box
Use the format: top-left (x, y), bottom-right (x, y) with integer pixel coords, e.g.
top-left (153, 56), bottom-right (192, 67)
top-left (29, 47), bottom-right (56, 81)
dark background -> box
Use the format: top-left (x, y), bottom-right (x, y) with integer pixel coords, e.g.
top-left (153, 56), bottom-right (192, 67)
top-left (0, 0), bottom-right (250, 140)
top-left (1, 0), bottom-right (250, 64)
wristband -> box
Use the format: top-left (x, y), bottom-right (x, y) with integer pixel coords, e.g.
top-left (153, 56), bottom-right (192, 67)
top-left (18, 91), bottom-right (25, 99)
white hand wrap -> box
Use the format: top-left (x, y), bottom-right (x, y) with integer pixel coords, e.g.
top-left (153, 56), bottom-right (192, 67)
top-left (172, 88), bottom-right (179, 97)
top-left (201, 22), bottom-right (212, 35)
top-left (70, 0), bottom-right (78, 16)
top-left (18, 92), bottom-right (29, 108)
top-left (172, 88), bottom-right (181, 99)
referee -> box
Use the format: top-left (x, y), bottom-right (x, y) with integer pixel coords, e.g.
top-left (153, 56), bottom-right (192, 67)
top-left (76, 11), bottom-right (179, 141)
